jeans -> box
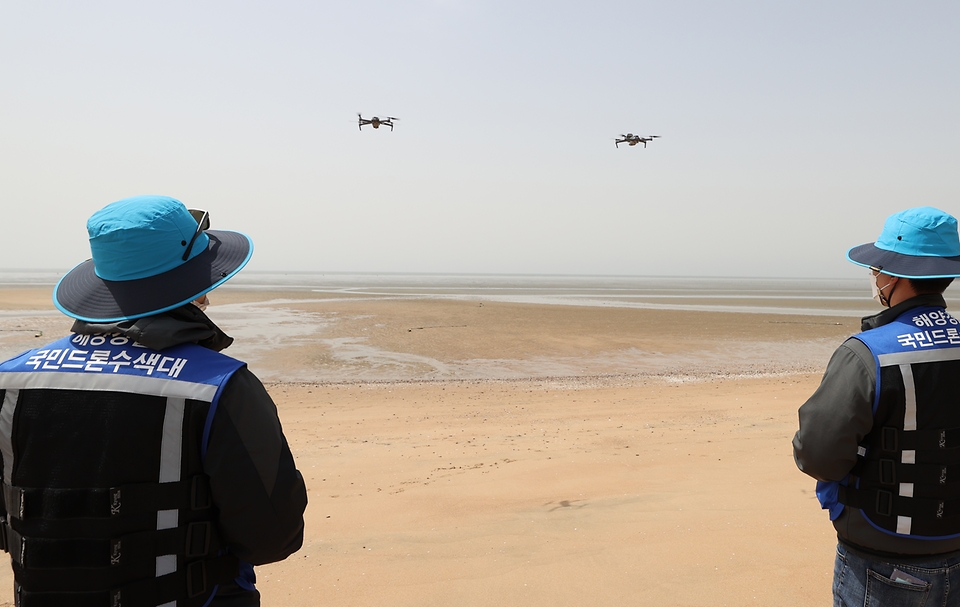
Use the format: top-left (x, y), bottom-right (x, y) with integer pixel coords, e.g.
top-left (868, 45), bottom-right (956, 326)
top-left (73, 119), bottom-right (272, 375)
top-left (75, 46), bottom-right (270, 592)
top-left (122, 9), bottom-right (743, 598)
top-left (834, 543), bottom-right (960, 607)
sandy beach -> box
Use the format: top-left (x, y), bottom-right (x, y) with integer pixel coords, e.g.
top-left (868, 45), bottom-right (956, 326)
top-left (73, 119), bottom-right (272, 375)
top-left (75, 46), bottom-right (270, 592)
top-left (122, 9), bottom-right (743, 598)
top-left (0, 285), bottom-right (857, 605)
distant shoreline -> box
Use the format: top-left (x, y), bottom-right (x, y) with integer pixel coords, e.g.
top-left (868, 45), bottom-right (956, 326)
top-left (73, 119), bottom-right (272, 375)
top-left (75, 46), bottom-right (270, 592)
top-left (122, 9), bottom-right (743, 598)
top-left (0, 285), bottom-right (854, 383)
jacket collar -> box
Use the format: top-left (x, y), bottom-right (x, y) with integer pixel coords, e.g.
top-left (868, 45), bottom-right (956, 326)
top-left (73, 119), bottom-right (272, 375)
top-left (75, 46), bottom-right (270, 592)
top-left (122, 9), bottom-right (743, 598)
top-left (70, 304), bottom-right (234, 352)
top-left (860, 293), bottom-right (948, 332)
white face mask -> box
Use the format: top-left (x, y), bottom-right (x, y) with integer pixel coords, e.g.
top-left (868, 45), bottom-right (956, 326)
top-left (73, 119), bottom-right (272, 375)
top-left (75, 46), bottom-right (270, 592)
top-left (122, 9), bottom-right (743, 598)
top-left (870, 270), bottom-right (891, 306)
top-left (191, 294), bottom-right (210, 312)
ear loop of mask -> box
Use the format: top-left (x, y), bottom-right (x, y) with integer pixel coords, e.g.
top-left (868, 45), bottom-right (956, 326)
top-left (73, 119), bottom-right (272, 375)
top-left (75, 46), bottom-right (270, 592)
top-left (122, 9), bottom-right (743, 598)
top-left (882, 277), bottom-right (898, 307)
top-left (870, 269), bottom-right (894, 307)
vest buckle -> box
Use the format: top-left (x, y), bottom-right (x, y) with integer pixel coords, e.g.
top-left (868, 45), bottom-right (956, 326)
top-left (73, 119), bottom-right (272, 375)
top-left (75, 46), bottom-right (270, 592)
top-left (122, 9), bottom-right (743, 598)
top-left (185, 521), bottom-right (211, 558)
top-left (880, 459), bottom-right (896, 485)
top-left (190, 475), bottom-right (212, 511)
top-left (882, 427), bottom-right (898, 451)
top-left (186, 560), bottom-right (207, 598)
top-left (876, 490), bottom-right (893, 517)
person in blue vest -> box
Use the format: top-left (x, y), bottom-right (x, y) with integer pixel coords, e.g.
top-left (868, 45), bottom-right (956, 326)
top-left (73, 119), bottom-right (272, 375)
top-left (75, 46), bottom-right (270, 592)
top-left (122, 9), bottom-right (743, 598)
top-left (0, 196), bottom-right (307, 606)
top-left (794, 207), bottom-right (960, 605)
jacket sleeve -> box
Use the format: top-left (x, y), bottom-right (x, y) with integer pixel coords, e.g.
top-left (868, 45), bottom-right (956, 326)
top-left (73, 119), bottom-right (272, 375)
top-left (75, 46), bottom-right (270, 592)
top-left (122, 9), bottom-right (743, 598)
top-left (792, 338), bottom-right (876, 482)
top-left (203, 367), bottom-right (308, 565)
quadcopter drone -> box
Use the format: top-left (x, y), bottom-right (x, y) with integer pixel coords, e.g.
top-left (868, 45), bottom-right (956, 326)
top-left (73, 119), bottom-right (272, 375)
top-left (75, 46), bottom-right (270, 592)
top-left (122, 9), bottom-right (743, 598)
top-left (615, 134), bottom-right (660, 148)
top-left (358, 114), bottom-right (399, 131)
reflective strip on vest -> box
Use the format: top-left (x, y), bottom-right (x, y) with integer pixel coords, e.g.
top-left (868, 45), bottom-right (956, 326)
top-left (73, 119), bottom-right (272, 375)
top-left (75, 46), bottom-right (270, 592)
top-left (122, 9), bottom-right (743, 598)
top-left (878, 348), bottom-right (960, 366)
top-left (0, 371), bottom-right (218, 401)
top-left (158, 396), bottom-right (185, 577)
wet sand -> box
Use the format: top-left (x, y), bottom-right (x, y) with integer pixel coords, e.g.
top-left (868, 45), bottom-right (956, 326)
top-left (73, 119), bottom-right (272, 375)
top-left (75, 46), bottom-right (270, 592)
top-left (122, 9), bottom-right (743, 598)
top-left (0, 286), bottom-right (849, 605)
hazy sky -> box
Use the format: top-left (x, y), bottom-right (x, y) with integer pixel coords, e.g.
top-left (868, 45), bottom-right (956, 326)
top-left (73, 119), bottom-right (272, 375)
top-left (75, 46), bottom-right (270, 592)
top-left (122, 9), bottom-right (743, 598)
top-left (2, 1), bottom-right (959, 278)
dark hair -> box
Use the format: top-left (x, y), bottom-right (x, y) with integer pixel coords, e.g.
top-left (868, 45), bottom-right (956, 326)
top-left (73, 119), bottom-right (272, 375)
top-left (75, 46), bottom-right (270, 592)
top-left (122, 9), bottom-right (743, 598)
top-left (907, 277), bottom-right (955, 294)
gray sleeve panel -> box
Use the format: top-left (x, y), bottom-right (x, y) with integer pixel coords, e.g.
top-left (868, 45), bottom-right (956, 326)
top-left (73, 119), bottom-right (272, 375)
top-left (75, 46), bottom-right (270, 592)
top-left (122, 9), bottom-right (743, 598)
top-left (204, 367), bottom-right (307, 565)
top-left (1, 389), bottom-right (18, 483)
top-left (793, 338), bottom-right (876, 482)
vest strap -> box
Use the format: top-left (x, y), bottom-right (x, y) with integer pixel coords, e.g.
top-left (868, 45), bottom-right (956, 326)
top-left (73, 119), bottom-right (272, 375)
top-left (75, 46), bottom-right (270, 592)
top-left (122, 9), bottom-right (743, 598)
top-left (853, 461), bottom-right (960, 489)
top-left (872, 426), bottom-right (960, 452)
top-left (13, 554), bottom-right (240, 607)
top-left (6, 522), bottom-right (218, 569)
top-left (3, 476), bottom-right (212, 521)
top-left (854, 450), bottom-right (960, 470)
top-left (839, 486), bottom-right (960, 520)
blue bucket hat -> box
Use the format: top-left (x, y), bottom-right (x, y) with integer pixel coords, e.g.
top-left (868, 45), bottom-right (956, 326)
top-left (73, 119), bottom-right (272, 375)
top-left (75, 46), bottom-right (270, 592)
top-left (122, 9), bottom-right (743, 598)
top-left (54, 195), bottom-right (253, 322)
top-left (847, 207), bottom-right (960, 279)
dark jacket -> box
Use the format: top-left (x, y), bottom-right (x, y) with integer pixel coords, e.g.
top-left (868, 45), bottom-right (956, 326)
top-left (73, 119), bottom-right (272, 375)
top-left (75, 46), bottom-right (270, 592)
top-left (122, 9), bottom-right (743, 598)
top-left (793, 293), bottom-right (960, 558)
top-left (45, 305), bottom-right (307, 604)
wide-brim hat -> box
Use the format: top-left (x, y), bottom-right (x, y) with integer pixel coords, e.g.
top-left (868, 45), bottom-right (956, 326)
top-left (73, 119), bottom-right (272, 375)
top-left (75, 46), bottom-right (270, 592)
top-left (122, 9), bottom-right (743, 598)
top-left (54, 195), bottom-right (253, 322)
top-left (847, 206), bottom-right (960, 279)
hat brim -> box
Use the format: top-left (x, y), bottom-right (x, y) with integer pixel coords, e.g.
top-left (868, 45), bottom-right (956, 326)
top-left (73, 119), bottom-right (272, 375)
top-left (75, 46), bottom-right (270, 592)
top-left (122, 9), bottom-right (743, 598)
top-left (54, 230), bottom-right (253, 322)
top-left (847, 243), bottom-right (960, 279)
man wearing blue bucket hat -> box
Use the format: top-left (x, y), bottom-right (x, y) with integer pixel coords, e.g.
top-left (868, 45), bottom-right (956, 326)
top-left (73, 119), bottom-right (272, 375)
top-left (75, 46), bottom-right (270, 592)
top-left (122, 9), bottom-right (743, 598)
top-left (0, 196), bottom-right (307, 606)
top-left (794, 207), bottom-right (960, 604)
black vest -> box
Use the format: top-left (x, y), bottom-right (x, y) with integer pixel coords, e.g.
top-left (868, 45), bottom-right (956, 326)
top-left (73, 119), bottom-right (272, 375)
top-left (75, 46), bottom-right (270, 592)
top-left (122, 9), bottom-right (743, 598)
top-left (0, 334), bottom-right (246, 607)
top-left (840, 306), bottom-right (960, 539)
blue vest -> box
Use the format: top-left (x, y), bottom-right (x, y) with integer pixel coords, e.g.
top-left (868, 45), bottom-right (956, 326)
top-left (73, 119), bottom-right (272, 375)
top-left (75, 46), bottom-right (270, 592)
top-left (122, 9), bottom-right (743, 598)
top-left (825, 306), bottom-right (960, 539)
top-left (0, 334), bottom-right (247, 606)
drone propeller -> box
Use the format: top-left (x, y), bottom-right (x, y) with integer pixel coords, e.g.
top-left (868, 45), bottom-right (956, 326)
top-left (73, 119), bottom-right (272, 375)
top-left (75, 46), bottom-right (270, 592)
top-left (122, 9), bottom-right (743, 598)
top-left (386, 116), bottom-right (399, 121)
top-left (648, 135), bottom-right (661, 138)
